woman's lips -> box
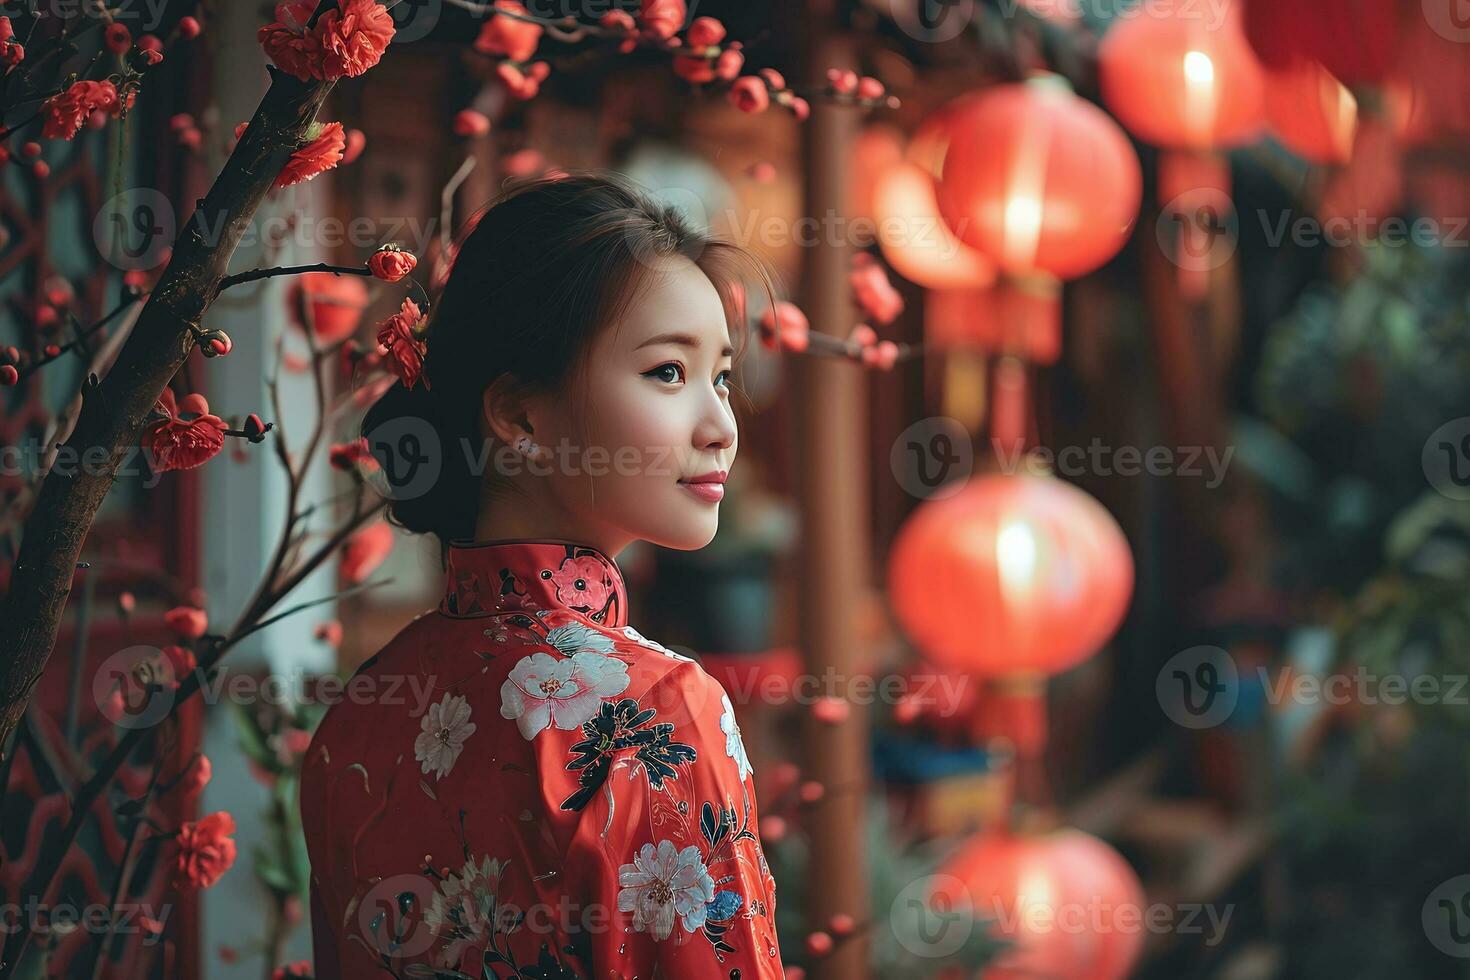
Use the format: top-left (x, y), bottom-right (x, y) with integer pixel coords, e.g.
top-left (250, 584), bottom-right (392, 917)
top-left (679, 482), bottom-right (725, 502)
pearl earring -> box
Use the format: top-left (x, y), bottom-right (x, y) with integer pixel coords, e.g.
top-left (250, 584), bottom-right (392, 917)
top-left (514, 435), bottom-right (542, 459)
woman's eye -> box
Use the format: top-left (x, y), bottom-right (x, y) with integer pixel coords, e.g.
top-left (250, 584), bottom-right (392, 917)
top-left (715, 369), bottom-right (733, 389)
top-left (645, 363), bottom-right (684, 384)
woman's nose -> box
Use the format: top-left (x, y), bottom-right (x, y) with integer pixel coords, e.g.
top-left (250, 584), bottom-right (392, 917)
top-left (695, 390), bottom-right (737, 452)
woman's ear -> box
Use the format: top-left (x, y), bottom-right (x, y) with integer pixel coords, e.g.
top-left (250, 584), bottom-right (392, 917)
top-left (481, 374), bottom-right (538, 446)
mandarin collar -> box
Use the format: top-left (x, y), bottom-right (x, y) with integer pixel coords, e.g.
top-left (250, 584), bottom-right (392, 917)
top-left (439, 538), bottom-right (629, 627)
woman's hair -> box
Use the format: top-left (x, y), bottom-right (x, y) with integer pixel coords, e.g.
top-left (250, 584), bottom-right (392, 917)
top-left (362, 169), bottom-right (777, 557)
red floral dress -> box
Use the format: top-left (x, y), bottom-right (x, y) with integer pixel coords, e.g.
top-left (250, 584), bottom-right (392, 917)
top-left (300, 539), bottom-right (784, 979)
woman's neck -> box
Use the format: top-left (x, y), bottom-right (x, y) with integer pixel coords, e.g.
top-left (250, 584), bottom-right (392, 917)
top-left (472, 477), bottom-right (632, 557)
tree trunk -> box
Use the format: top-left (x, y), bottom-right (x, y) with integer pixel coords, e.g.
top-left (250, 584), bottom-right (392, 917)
top-left (0, 67), bottom-right (334, 759)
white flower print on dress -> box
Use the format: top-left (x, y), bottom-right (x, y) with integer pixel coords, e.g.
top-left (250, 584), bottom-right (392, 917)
top-left (619, 625), bottom-right (695, 663)
top-left (719, 693), bottom-right (753, 781)
top-left (617, 839), bottom-right (716, 940)
top-left (424, 854), bottom-right (504, 967)
top-left (545, 622), bottom-right (617, 657)
top-left (414, 692), bottom-right (477, 780)
top-left (499, 650), bottom-right (631, 739)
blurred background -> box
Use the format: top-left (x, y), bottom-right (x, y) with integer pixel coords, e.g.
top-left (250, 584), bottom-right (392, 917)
top-left (2, 0), bottom-right (1470, 977)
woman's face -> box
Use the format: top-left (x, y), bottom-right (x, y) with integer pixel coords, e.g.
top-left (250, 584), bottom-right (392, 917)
top-left (526, 256), bottom-right (738, 553)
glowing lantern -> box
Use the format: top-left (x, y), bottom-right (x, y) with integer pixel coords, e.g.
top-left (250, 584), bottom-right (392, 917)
top-left (849, 124), bottom-right (907, 239)
top-left (1242, 0), bottom-right (1399, 87)
top-left (289, 271), bottom-right (370, 344)
top-left (1098, 0), bottom-right (1264, 297)
top-left (1265, 61), bottom-right (1358, 165)
top-left (887, 473), bottom-right (1133, 678)
top-left (933, 829), bottom-right (1146, 980)
top-left (1097, 0), bottom-right (1266, 152)
top-left (936, 77), bottom-right (1142, 281)
top-left (873, 161), bottom-right (996, 291)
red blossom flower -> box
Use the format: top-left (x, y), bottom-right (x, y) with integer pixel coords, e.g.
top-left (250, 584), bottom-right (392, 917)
top-left (105, 23), bottom-right (132, 53)
top-left (729, 76), bottom-right (769, 113)
top-left (328, 437), bottom-right (376, 471)
top-left (715, 48), bottom-right (743, 82)
top-left (317, 0), bottom-right (395, 79)
top-left (790, 96), bottom-right (810, 121)
top-left (857, 76), bottom-right (885, 100)
top-left (279, 121), bottom-right (346, 187)
top-left (179, 16), bottom-right (202, 39)
top-left (258, 0), bottom-right (393, 82)
top-left (41, 80), bottom-right (131, 140)
top-left (639, 0), bottom-right (686, 40)
top-left (164, 606), bottom-right (209, 640)
top-left (599, 10), bottom-right (637, 52)
top-left (375, 297), bottom-right (429, 390)
top-left (686, 16), bottom-right (725, 48)
top-left (174, 812), bottom-right (238, 890)
top-left (758, 67), bottom-right (786, 90)
top-left (826, 68), bottom-right (857, 94)
top-left (368, 244), bottom-right (417, 282)
top-left (474, 1), bottom-right (542, 61)
top-left (341, 521), bottom-right (395, 585)
top-left (181, 754), bottom-right (212, 797)
top-left (163, 644), bottom-right (198, 675)
top-left (272, 961), bottom-right (313, 980)
top-left (257, 0), bottom-right (322, 81)
top-left (672, 54), bottom-right (715, 84)
top-left (314, 619), bottom-right (345, 645)
top-left (453, 108), bottom-right (491, 137)
top-left (759, 301), bottom-right (809, 353)
top-left (849, 252), bottom-right (904, 325)
top-left (496, 60), bottom-right (549, 100)
top-left (2, 41), bottom-right (23, 68)
top-left (144, 388), bottom-right (228, 472)
top-left (343, 127), bottom-right (366, 163)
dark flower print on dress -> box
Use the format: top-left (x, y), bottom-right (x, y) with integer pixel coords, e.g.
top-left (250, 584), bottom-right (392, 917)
top-left (561, 698), bottom-right (697, 812)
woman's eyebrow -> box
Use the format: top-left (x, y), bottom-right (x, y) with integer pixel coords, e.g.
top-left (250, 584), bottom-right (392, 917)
top-left (635, 331), bottom-right (735, 357)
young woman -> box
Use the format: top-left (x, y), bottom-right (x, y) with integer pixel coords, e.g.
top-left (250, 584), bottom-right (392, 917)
top-left (300, 172), bottom-right (787, 978)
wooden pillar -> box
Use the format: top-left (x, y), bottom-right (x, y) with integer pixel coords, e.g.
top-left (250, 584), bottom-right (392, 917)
top-left (795, 14), bottom-right (872, 979)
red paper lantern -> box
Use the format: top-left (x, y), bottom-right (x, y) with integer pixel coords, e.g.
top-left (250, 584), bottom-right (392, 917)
top-left (1098, 0), bottom-right (1266, 151)
top-left (933, 829), bottom-right (1146, 980)
top-left (289, 271), bottom-right (369, 344)
top-left (1265, 61), bottom-right (1358, 165)
top-left (874, 161), bottom-right (997, 291)
top-left (936, 77), bottom-right (1142, 281)
top-left (888, 474), bottom-right (1133, 678)
top-left (1243, 0), bottom-right (1399, 87)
